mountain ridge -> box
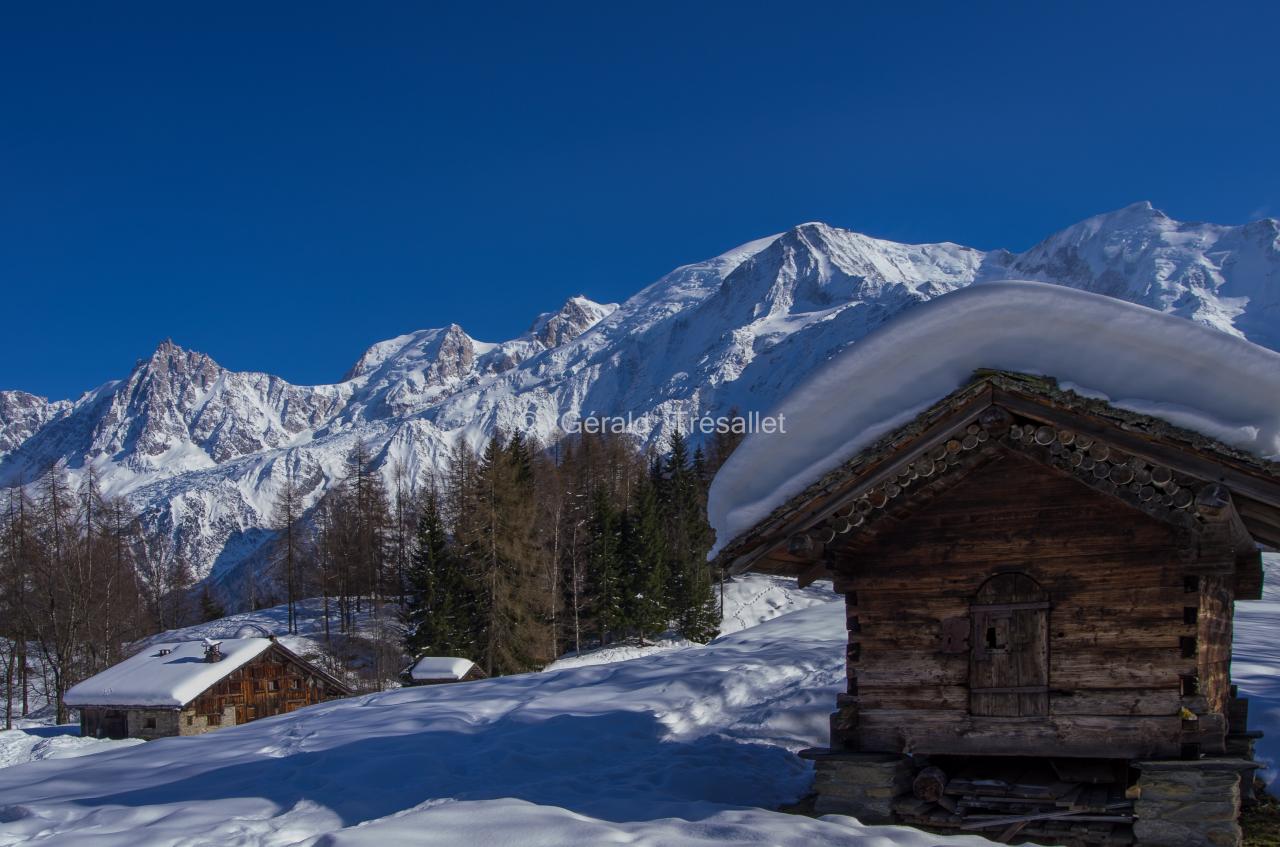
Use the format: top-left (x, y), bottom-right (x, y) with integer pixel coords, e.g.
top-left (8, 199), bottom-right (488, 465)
top-left (2, 203), bottom-right (1276, 593)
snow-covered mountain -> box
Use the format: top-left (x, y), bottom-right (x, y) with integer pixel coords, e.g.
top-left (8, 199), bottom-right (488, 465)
top-left (1, 202), bottom-right (1276, 591)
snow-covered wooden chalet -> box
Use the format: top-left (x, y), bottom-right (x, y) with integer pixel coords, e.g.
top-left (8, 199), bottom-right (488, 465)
top-left (707, 283), bottom-right (1280, 847)
top-left (66, 637), bottom-right (352, 741)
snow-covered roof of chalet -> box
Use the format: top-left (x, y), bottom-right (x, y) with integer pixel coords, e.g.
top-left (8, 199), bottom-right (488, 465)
top-left (65, 638), bottom-right (273, 708)
top-left (708, 281), bottom-right (1280, 561)
top-left (409, 656), bottom-right (476, 681)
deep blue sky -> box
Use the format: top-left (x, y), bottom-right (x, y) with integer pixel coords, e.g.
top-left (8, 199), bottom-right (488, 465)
top-left (2, 2), bottom-right (1276, 400)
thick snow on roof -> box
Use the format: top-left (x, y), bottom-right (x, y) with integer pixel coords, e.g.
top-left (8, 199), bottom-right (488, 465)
top-left (709, 281), bottom-right (1280, 558)
top-left (410, 657), bottom-right (475, 681)
top-left (64, 638), bottom-right (273, 708)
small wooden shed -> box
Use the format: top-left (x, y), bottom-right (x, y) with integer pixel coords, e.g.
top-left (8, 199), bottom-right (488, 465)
top-left (713, 371), bottom-right (1279, 847)
top-left (401, 656), bottom-right (487, 686)
top-left (67, 637), bottom-right (352, 740)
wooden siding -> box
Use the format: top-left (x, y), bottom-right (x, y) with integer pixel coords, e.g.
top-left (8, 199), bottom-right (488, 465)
top-left (832, 449), bottom-right (1235, 760)
top-left (186, 644), bottom-right (345, 727)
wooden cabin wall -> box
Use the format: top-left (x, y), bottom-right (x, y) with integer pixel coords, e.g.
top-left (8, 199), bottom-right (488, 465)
top-left (1197, 574), bottom-right (1234, 719)
top-left (187, 647), bottom-right (339, 728)
top-left (831, 451), bottom-right (1225, 760)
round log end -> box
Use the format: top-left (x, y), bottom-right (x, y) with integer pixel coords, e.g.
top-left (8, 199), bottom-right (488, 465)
top-left (978, 407), bottom-right (1013, 433)
top-left (912, 766), bottom-right (948, 803)
top-left (787, 532), bottom-right (816, 557)
top-left (1195, 483), bottom-right (1232, 517)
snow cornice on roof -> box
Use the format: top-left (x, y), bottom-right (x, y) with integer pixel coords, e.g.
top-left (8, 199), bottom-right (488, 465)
top-left (707, 281), bottom-right (1280, 566)
top-left (711, 370), bottom-right (1280, 578)
top-left (64, 638), bottom-right (274, 709)
top-left (64, 637), bottom-right (353, 709)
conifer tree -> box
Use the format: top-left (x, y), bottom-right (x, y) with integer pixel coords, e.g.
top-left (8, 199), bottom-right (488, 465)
top-left (624, 462), bottom-right (669, 642)
top-left (662, 431), bottom-right (720, 643)
top-left (403, 487), bottom-right (477, 659)
top-left (199, 585), bottom-right (227, 622)
top-left (587, 485), bottom-right (626, 642)
top-left (463, 434), bottom-right (550, 675)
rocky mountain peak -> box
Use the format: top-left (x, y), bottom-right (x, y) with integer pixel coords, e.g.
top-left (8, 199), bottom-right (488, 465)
top-left (2, 203), bottom-right (1277, 592)
top-left (0, 390), bottom-right (70, 462)
top-left (529, 296), bottom-right (616, 349)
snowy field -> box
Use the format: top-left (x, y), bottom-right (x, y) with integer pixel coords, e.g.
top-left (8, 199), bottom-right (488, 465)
top-left (1230, 552), bottom-right (1280, 784)
top-left (545, 574), bottom-right (837, 671)
top-left (0, 725), bottom-right (142, 772)
top-left (0, 566), bottom-right (1276, 846)
top-left (0, 574), bottom-right (999, 846)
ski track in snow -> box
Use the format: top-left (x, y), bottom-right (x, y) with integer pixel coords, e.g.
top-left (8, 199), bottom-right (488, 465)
top-left (1, 564), bottom-right (1279, 846)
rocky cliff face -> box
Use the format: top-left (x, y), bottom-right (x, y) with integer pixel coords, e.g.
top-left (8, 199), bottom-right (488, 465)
top-left (2, 203), bottom-right (1275, 596)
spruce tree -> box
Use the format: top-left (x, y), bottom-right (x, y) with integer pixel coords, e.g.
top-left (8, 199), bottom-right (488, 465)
top-left (403, 488), bottom-right (476, 659)
top-left (199, 586), bottom-right (227, 622)
top-left (587, 485), bottom-right (626, 643)
top-left (624, 461), bottom-right (669, 642)
top-left (662, 431), bottom-right (720, 643)
top-left (464, 434), bottom-right (549, 675)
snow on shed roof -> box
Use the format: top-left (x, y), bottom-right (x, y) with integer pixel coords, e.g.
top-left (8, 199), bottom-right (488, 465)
top-left (708, 280), bottom-right (1280, 559)
top-left (410, 657), bottom-right (476, 681)
top-left (65, 638), bottom-right (273, 708)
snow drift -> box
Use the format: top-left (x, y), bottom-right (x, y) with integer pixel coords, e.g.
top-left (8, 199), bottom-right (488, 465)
top-left (709, 281), bottom-right (1280, 557)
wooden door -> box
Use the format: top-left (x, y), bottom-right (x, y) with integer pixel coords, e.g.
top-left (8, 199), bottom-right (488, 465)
top-left (102, 709), bottom-right (128, 739)
top-left (970, 573), bottom-right (1049, 717)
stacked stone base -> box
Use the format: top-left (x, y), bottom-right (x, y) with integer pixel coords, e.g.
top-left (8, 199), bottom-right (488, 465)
top-left (804, 751), bottom-right (912, 824)
top-left (800, 751), bottom-right (1260, 847)
top-left (1133, 760), bottom-right (1259, 847)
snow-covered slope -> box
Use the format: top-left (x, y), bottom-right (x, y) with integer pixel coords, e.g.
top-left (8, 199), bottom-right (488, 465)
top-left (0, 726), bottom-right (141, 772)
top-left (0, 586), bottom-right (1005, 847)
top-left (546, 574), bottom-right (838, 670)
top-left (2, 564), bottom-right (1279, 846)
top-left (1, 204), bottom-right (1276, 590)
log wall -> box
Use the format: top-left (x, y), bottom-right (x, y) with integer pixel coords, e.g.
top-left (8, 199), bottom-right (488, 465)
top-left (832, 450), bottom-right (1235, 760)
top-left (187, 644), bottom-right (343, 728)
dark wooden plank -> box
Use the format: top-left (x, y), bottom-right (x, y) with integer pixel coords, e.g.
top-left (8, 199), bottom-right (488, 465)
top-left (853, 710), bottom-right (1183, 758)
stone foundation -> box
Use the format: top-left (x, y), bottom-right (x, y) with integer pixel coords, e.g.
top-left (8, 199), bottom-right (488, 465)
top-left (1133, 759), bottom-right (1260, 847)
top-left (175, 704), bottom-right (238, 737)
top-left (801, 750), bottom-right (912, 824)
top-left (126, 708), bottom-right (182, 740)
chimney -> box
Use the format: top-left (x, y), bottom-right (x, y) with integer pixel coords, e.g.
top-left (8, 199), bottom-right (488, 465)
top-left (203, 639), bottom-right (223, 663)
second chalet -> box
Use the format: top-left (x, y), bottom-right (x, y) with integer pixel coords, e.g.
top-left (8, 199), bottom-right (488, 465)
top-left (66, 637), bottom-right (352, 741)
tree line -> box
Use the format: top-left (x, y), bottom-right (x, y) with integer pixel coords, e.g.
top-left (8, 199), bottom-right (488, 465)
top-left (0, 469), bottom-right (188, 727)
top-left (399, 428), bottom-right (731, 676)
top-left (282, 426), bottom-right (736, 678)
top-left (1, 423), bottom-right (740, 725)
